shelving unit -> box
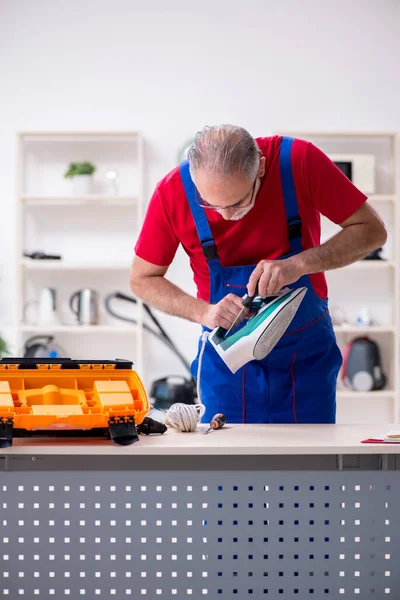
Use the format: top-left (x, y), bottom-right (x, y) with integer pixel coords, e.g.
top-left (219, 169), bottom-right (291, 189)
top-left (20, 325), bottom-right (137, 334)
top-left (15, 132), bottom-right (145, 376)
top-left (22, 195), bottom-right (137, 206)
top-left (279, 132), bottom-right (399, 424)
top-left (343, 260), bottom-right (395, 269)
top-left (21, 260), bottom-right (131, 271)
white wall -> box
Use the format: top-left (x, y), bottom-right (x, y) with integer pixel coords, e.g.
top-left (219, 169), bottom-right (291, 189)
top-left (1, 0), bottom-right (400, 384)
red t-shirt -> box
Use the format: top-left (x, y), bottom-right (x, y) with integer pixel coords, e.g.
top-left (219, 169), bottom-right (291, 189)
top-left (135, 136), bottom-right (367, 301)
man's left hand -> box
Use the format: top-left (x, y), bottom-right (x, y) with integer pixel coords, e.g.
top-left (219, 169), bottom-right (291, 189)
top-left (247, 257), bottom-right (303, 297)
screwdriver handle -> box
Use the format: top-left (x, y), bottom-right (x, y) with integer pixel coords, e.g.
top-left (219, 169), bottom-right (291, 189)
top-left (209, 413), bottom-right (226, 430)
top-left (242, 282), bottom-right (259, 308)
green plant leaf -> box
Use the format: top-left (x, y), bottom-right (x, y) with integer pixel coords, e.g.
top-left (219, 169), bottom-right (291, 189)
top-left (0, 334), bottom-right (10, 358)
top-left (64, 161), bottom-right (96, 178)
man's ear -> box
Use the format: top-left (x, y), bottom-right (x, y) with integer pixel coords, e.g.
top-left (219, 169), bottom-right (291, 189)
top-left (259, 155), bottom-right (266, 178)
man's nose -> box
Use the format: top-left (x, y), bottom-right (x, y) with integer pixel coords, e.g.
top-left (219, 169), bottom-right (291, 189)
top-left (218, 207), bottom-right (237, 220)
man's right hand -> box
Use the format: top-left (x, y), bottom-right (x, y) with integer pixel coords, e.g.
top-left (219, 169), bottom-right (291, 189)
top-left (200, 294), bottom-right (249, 330)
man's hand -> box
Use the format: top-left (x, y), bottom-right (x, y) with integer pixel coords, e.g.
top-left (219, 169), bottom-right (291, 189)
top-left (200, 294), bottom-right (249, 330)
top-left (247, 257), bottom-right (303, 297)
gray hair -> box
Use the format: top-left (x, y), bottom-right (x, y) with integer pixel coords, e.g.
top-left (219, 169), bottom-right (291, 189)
top-left (187, 124), bottom-right (260, 182)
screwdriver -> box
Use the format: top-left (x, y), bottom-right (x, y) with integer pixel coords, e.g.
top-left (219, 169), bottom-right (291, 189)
top-left (203, 413), bottom-right (226, 434)
top-left (224, 282), bottom-right (259, 337)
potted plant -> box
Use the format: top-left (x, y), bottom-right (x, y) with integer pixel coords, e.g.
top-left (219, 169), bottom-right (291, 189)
top-left (0, 333), bottom-right (10, 359)
top-left (64, 161), bottom-right (96, 195)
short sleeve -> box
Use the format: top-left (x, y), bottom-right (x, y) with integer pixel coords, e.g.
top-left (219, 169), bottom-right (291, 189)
top-left (303, 142), bottom-right (368, 224)
top-left (134, 184), bottom-right (180, 266)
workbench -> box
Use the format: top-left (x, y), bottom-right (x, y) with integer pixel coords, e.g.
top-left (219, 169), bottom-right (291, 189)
top-left (1, 424), bottom-right (399, 599)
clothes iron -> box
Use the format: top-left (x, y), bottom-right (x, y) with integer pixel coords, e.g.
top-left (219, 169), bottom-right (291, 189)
top-left (208, 287), bottom-right (307, 373)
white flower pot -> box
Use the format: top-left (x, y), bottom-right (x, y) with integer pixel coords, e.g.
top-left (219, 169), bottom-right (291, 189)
top-left (73, 174), bottom-right (93, 196)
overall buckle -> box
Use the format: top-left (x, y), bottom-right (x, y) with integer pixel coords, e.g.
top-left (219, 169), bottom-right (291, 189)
top-left (287, 216), bottom-right (302, 240)
top-left (202, 239), bottom-right (219, 262)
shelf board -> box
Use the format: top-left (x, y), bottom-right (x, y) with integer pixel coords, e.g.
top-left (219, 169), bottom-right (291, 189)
top-left (343, 260), bottom-right (395, 270)
top-left (334, 325), bottom-right (395, 334)
top-left (278, 131), bottom-right (397, 138)
top-left (22, 195), bottom-right (137, 206)
top-left (337, 390), bottom-right (395, 398)
top-left (367, 194), bottom-right (396, 203)
top-left (21, 260), bottom-right (131, 271)
top-left (20, 132), bottom-right (141, 142)
top-left (20, 325), bottom-right (137, 334)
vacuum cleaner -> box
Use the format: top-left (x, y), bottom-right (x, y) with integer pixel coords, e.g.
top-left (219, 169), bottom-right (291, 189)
top-left (342, 336), bottom-right (387, 391)
top-left (208, 287), bottom-right (307, 373)
top-left (23, 335), bottom-right (67, 359)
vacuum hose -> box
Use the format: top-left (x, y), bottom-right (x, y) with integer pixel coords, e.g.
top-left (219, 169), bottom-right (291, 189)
top-left (103, 292), bottom-right (192, 375)
top-left (104, 292), bottom-right (210, 432)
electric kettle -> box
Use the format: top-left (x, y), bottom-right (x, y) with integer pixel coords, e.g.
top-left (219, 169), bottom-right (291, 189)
top-left (24, 287), bottom-right (61, 326)
top-left (70, 289), bottom-right (99, 325)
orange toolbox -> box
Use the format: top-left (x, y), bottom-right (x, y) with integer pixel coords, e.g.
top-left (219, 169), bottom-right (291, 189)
top-left (0, 358), bottom-right (165, 448)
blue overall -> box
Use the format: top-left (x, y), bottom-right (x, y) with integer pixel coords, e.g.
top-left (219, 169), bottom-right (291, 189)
top-left (179, 137), bottom-right (342, 424)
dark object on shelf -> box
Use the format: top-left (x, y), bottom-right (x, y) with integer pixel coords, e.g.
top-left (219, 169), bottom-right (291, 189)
top-left (333, 161), bottom-right (352, 181)
top-left (362, 247), bottom-right (384, 260)
top-left (150, 376), bottom-right (197, 409)
top-left (24, 251), bottom-right (62, 260)
top-left (342, 337), bottom-right (387, 392)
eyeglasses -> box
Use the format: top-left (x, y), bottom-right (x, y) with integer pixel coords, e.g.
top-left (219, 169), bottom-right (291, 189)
top-left (195, 176), bottom-right (258, 211)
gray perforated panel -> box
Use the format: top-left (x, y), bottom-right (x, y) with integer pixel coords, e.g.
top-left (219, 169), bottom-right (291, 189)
top-left (0, 471), bottom-right (399, 599)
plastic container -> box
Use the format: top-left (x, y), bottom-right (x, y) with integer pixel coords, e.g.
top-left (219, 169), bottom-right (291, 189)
top-left (0, 358), bottom-right (149, 447)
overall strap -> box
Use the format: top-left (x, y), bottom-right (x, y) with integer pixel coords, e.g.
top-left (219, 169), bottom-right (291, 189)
top-left (279, 137), bottom-right (303, 254)
top-left (179, 160), bottom-right (219, 262)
